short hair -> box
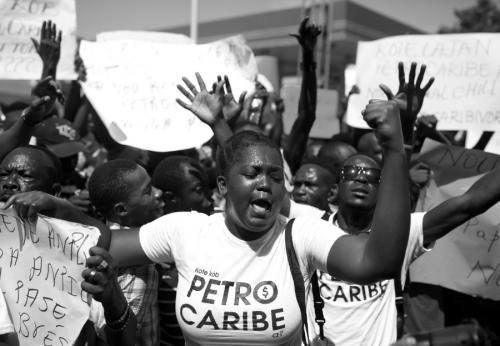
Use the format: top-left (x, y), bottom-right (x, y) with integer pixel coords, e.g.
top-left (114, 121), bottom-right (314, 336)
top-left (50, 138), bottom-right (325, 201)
top-left (6, 145), bottom-right (62, 183)
top-left (216, 131), bottom-right (281, 176)
top-left (88, 159), bottom-right (140, 215)
top-left (152, 155), bottom-right (204, 194)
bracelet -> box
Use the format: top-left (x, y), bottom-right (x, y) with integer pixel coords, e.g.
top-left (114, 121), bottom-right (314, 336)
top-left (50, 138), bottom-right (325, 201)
top-left (300, 61), bottom-right (317, 72)
top-left (106, 304), bottom-right (131, 330)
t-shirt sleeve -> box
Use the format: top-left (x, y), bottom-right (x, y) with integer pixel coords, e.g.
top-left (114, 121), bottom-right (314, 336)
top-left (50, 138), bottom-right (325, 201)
top-left (401, 212), bottom-right (431, 285)
top-left (288, 200), bottom-right (326, 219)
top-left (139, 211), bottom-right (206, 263)
top-left (291, 216), bottom-right (345, 276)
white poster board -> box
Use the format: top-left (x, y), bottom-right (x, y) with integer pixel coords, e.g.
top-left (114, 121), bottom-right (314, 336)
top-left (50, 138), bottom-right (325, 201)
top-left (0, 208), bottom-right (100, 345)
top-left (80, 35), bottom-right (257, 152)
top-left (410, 140), bottom-right (500, 300)
top-left (0, 0), bottom-right (77, 79)
top-left (346, 34), bottom-right (500, 131)
top-left (281, 85), bottom-right (339, 138)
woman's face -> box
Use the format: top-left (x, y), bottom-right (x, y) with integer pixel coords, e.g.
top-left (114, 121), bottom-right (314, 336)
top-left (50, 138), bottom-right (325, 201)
top-left (218, 144), bottom-right (285, 240)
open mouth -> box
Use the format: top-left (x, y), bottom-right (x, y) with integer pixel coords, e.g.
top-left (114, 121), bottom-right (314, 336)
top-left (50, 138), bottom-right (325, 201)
top-left (250, 198), bottom-right (272, 215)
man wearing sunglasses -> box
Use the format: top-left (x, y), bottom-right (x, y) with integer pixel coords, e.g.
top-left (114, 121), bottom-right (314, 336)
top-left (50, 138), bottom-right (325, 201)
top-left (307, 153), bottom-right (500, 346)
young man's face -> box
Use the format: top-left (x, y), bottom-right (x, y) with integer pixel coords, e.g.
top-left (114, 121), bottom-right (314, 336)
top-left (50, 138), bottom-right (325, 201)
top-left (292, 164), bottom-right (333, 211)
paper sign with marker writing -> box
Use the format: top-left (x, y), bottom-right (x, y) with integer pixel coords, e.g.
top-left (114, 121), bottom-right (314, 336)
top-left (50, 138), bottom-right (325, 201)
top-left (80, 35), bottom-right (257, 152)
top-left (0, 0), bottom-right (77, 79)
top-left (410, 175), bottom-right (500, 300)
top-left (281, 85), bottom-right (339, 138)
top-left (418, 139), bottom-right (500, 186)
top-left (0, 208), bottom-right (100, 345)
top-left (345, 34), bottom-right (500, 131)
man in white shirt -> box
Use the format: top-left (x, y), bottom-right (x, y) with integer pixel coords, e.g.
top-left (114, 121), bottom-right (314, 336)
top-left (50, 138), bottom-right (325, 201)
top-left (308, 153), bottom-right (500, 346)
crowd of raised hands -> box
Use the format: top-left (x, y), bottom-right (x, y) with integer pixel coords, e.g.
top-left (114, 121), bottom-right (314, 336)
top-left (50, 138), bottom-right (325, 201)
top-left (0, 16), bottom-right (498, 346)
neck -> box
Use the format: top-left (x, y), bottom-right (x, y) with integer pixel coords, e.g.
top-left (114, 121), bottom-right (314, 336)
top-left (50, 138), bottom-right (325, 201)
top-left (336, 206), bottom-right (373, 234)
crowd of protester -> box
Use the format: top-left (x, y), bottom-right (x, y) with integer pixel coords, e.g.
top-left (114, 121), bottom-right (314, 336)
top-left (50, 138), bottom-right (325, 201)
top-left (0, 16), bottom-right (499, 346)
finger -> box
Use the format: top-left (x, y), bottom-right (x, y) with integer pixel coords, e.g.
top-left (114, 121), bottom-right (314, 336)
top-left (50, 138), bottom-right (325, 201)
top-left (195, 72), bottom-right (207, 92)
top-left (57, 30), bottom-right (62, 45)
top-left (177, 84), bottom-right (194, 102)
top-left (86, 255), bottom-right (105, 268)
top-left (300, 17), bottom-right (309, 31)
top-left (224, 75), bottom-right (233, 95)
top-left (398, 62), bottom-right (405, 91)
top-left (214, 80), bottom-right (225, 96)
top-left (1, 195), bottom-right (17, 210)
top-left (408, 62), bottom-right (417, 86)
top-left (238, 91), bottom-right (247, 105)
top-left (182, 77), bottom-right (198, 95)
top-left (89, 246), bottom-right (114, 262)
top-left (41, 21), bottom-right (47, 40)
top-left (211, 83), bottom-right (217, 94)
top-left (81, 281), bottom-right (104, 296)
top-left (176, 98), bottom-right (192, 111)
top-left (50, 22), bottom-right (57, 40)
top-left (27, 205), bottom-right (38, 224)
top-left (30, 38), bottom-right (40, 53)
top-left (422, 77), bottom-right (435, 93)
top-left (416, 64), bottom-right (426, 89)
top-left (378, 84), bottom-right (394, 100)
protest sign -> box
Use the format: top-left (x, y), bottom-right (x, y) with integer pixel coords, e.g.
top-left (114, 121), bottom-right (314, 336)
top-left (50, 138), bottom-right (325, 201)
top-left (345, 34), bottom-right (500, 131)
top-left (411, 176), bottom-right (500, 300)
top-left (80, 35), bottom-right (257, 152)
top-left (0, 208), bottom-right (100, 345)
top-left (0, 0), bottom-right (77, 79)
top-left (281, 85), bottom-right (339, 138)
top-left (97, 31), bottom-right (194, 44)
top-left (410, 140), bottom-right (500, 300)
top-left (418, 139), bottom-right (500, 186)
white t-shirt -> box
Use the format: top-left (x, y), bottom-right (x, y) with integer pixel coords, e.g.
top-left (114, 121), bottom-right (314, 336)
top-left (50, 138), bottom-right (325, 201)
top-left (139, 212), bottom-right (344, 346)
top-left (307, 212), bottom-right (430, 346)
top-left (0, 291), bottom-right (14, 335)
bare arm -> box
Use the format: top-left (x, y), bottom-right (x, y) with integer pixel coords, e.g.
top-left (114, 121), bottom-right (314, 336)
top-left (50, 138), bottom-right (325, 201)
top-left (423, 167), bottom-right (500, 245)
top-left (284, 17), bottom-right (321, 174)
top-left (326, 100), bottom-right (411, 284)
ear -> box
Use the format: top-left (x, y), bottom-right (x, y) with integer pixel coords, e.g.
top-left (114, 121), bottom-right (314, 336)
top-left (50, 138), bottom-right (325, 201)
top-left (51, 183), bottom-right (62, 197)
top-left (217, 175), bottom-right (228, 196)
top-left (113, 202), bottom-right (128, 217)
top-left (327, 184), bottom-right (338, 205)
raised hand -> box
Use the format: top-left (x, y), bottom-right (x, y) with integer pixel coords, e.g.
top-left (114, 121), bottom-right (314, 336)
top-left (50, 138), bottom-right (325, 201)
top-left (215, 75), bottom-right (247, 123)
top-left (23, 76), bottom-right (63, 125)
top-left (31, 20), bottom-right (62, 77)
top-left (362, 99), bottom-right (403, 153)
top-left (1, 191), bottom-right (62, 223)
top-left (379, 62), bottom-right (435, 141)
top-left (290, 17), bottom-right (322, 51)
top-left (176, 72), bottom-right (224, 127)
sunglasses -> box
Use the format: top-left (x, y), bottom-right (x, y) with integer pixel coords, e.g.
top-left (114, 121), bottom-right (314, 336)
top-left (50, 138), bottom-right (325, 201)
top-left (340, 165), bottom-right (381, 184)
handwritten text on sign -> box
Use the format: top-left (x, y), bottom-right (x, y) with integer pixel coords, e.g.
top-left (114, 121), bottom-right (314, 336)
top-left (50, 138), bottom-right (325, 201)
top-left (0, 0), bottom-right (77, 79)
top-left (345, 34), bottom-right (500, 131)
top-left (0, 208), bottom-right (100, 345)
top-left (80, 35), bottom-right (257, 152)
top-left (410, 141), bottom-right (500, 300)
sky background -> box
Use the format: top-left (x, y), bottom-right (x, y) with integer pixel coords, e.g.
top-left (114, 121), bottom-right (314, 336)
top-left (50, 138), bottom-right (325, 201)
top-left (76, 0), bottom-right (480, 39)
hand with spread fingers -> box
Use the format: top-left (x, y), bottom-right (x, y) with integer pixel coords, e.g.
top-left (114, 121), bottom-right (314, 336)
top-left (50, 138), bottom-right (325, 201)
top-left (23, 76), bottom-right (63, 126)
top-left (290, 16), bottom-right (322, 52)
top-left (362, 99), bottom-right (404, 153)
top-left (379, 62), bottom-right (435, 142)
top-left (176, 72), bottom-right (225, 126)
top-left (31, 20), bottom-right (62, 79)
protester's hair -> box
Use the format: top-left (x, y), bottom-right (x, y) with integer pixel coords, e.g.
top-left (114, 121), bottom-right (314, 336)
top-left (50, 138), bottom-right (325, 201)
top-left (216, 131), bottom-right (281, 175)
top-left (300, 156), bottom-right (337, 181)
top-left (233, 121), bottom-right (263, 134)
top-left (88, 159), bottom-right (140, 215)
top-left (329, 133), bottom-right (355, 146)
top-left (343, 153), bottom-right (381, 169)
top-left (152, 155), bottom-right (204, 194)
top-left (7, 145), bottom-right (62, 183)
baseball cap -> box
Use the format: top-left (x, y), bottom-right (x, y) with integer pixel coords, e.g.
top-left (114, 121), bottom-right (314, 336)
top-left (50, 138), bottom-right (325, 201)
top-left (33, 116), bottom-right (86, 158)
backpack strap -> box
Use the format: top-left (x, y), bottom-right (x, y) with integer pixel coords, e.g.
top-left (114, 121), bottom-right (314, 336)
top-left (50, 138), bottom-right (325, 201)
top-left (310, 271), bottom-right (325, 339)
top-left (285, 218), bottom-right (310, 345)
top-left (321, 210), bottom-right (332, 221)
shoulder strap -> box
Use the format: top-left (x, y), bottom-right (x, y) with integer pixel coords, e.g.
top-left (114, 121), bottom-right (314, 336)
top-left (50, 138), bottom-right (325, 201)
top-left (310, 271), bottom-right (325, 339)
top-left (321, 210), bottom-right (332, 221)
top-left (394, 275), bottom-right (405, 338)
top-left (285, 219), bottom-right (310, 345)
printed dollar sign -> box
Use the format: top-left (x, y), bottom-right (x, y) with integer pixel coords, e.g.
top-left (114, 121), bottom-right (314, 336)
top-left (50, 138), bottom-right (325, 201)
top-left (262, 286), bottom-right (269, 298)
